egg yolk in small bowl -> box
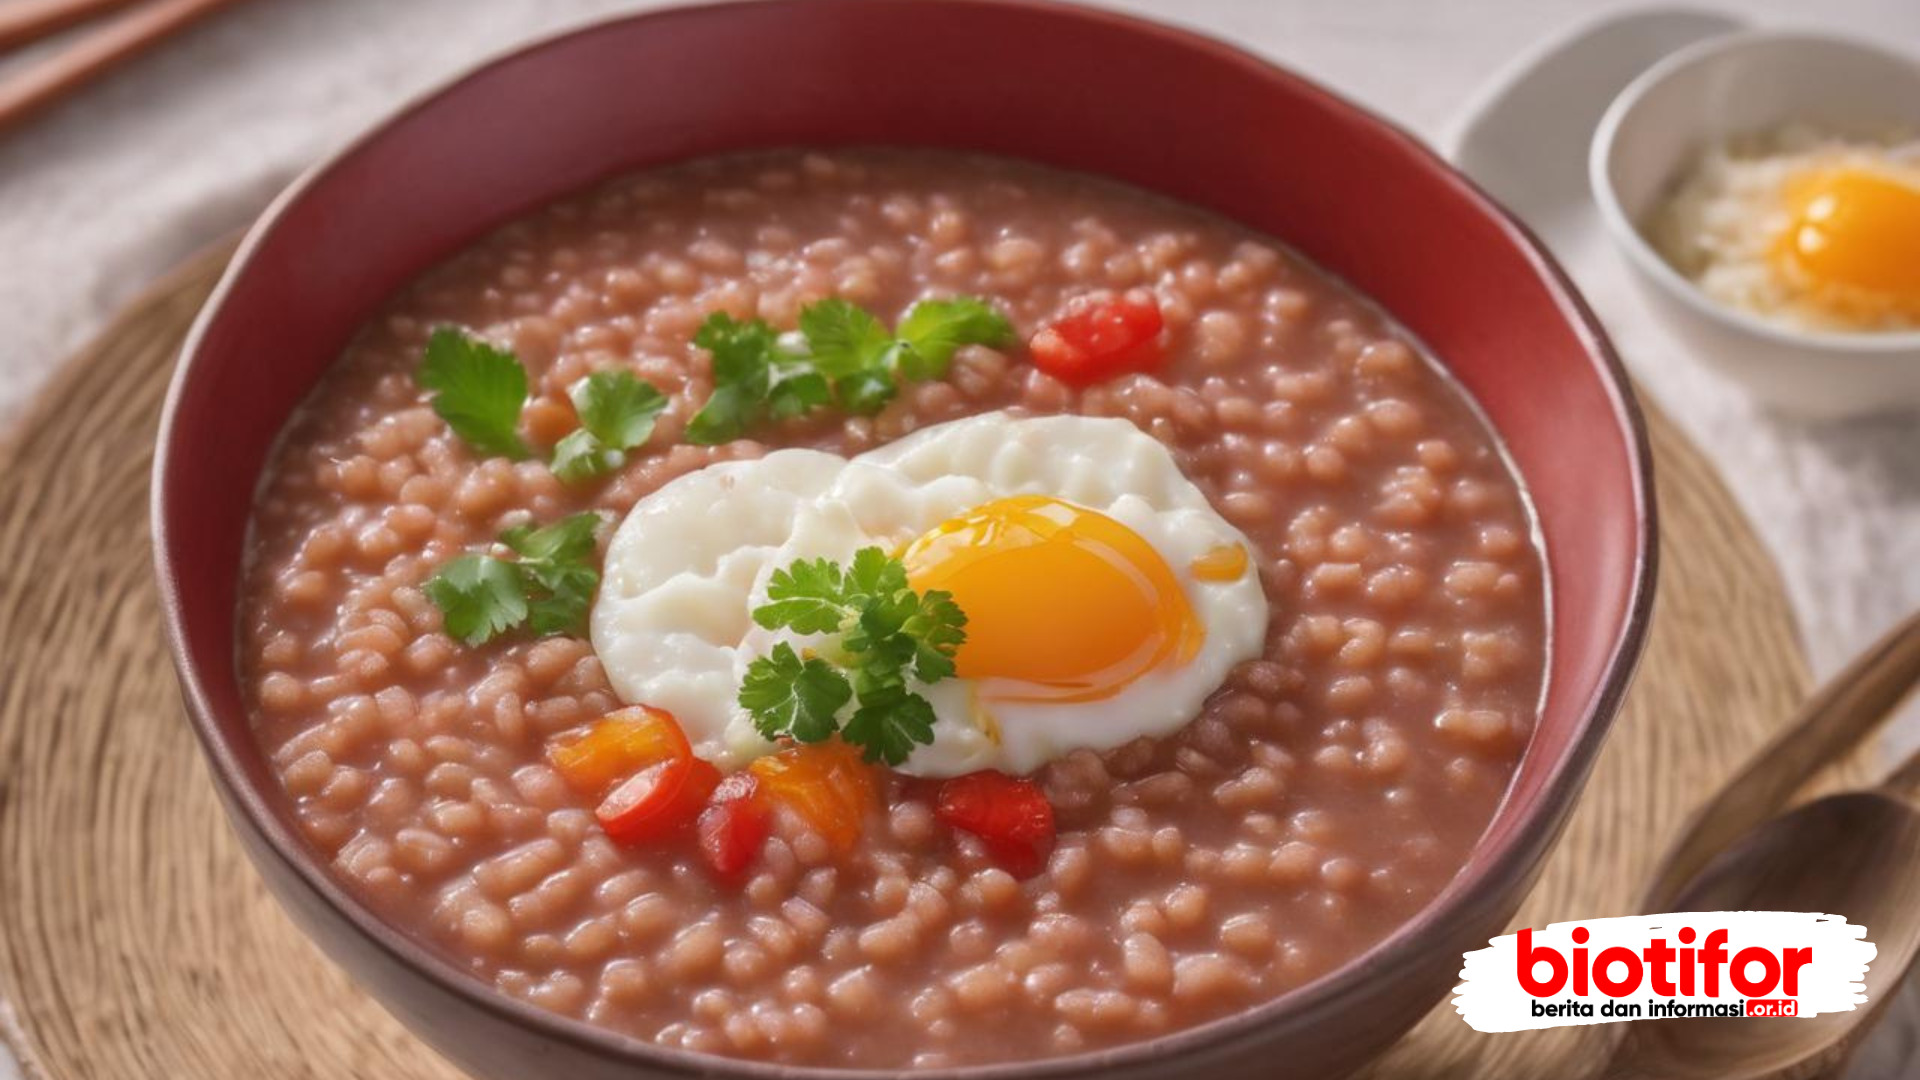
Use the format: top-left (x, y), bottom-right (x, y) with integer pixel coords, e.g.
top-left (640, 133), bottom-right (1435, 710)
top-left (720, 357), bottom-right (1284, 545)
top-left (1772, 166), bottom-right (1920, 325)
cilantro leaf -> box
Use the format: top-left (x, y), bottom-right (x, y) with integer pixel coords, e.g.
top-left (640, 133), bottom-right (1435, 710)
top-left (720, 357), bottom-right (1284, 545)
top-left (697, 311), bottom-right (780, 373)
top-left (416, 332), bottom-right (668, 481)
top-left (896, 297), bottom-right (1014, 380)
top-left (501, 512), bottom-right (603, 636)
top-left (684, 296), bottom-right (1014, 440)
top-left (686, 313), bottom-right (776, 444)
top-left (740, 643), bottom-right (853, 743)
top-left (754, 557), bottom-right (851, 634)
top-left (558, 369), bottom-right (670, 480)
top-left (418, 328), bottom-right (531, 459)
top-left (767, 371), bottom-right (832, 419)
top-left (796, 300), bottom-right (898, 414)
top-left (843, 686), bottom-right (938, 766)
top-left (834, 368), bottom-right (898, 416)
top-left (523, 560), bottom-right (599, 636)
top-left (799, 298), bottom-right (894, 379)
top-left (686, 383), bottom-right (763, 445)
top-left (549, 429), bottom-right (620, 485)
top-left (427, 513), bottom-right (602, 645)
top-left (572, 370), bottom-right (668, 450)
top-left (501, 512), bottom-right (601, 564)
top-left (423, 554), bottom-right (528, 646)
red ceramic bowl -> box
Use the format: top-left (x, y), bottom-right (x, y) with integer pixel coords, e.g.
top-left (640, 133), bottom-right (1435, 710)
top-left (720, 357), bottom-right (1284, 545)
top-left (154, 2), bottom-right (1655, 1077)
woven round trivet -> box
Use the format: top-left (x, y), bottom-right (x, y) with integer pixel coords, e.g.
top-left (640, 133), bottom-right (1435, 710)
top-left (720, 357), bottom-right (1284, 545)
top-left (0, 241), bottom-right (1871, 1080)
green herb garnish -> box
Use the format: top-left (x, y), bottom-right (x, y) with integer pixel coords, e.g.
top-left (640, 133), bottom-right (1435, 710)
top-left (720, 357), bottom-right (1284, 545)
top-left (424, 512), bottom-right (604, 645)
top-left (418, 328), bottom-right (532, 460)
top-left (895, 297), bottom-right (1017, 379)
top-left (739, 547), bottom-right (968, 765)
top-left (551, 370), bottom-right (670, 483)
top-left (687, 296), bottom-right (1013, 444)
top-left (421, 555), bottom-right (527, 647)
top-left (683, 313), bottom-right (779, 445)
top-left (737, 642), bottom-right (853, 744)
top-left (419, 328), bottom-right (674, 485)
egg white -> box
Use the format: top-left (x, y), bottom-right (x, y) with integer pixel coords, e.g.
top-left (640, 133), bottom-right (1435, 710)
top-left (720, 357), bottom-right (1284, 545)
top-left (590, 413), bottom-right (1270, 776)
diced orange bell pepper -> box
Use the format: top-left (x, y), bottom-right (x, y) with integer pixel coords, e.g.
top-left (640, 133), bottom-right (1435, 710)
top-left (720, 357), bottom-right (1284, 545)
top-left (748, 741), bottom-right (877, 852)
top-left (547, 705), bottom-right (691, 799)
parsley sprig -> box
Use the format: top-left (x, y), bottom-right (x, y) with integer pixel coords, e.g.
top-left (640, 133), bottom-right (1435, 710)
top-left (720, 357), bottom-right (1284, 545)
top-left (416, 328), bottom-right (668, 484)
top-left (687, 296), bottom-right (1013, 444)
top-left (739, 548), bottom-right (968, 766)
top-left (424, 512), bottom-right (604, 645)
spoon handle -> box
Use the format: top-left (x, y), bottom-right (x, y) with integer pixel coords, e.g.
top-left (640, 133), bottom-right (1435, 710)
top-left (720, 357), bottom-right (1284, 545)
top-left (1880, 744), bottom-right (1920, 800)
top-left (0, 0), bottom-right (247, 136)
top-left (0, 0), bottom-right (143, 51)
top-left (1642, 608), bottom-right (1920, 909)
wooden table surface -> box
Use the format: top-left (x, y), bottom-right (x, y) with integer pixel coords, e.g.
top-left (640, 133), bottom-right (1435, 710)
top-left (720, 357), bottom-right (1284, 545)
top-left (0, 0), bottom-right (1915, 1076)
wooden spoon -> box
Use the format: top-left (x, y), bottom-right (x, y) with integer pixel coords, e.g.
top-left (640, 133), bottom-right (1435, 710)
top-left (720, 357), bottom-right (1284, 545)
top-left (1603, 747), bottom-right (1920, 1080)
top-left (0, 0), bottom-right (146, 51)
top-left (1600, 611), bottom-right (1920, 1080)
top-left (1644, 609), bottom-right (1920, 910)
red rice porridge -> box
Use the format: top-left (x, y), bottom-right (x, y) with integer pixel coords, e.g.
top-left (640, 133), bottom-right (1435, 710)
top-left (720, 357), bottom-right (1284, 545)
top-left (240, 149), bottom-right (1545, 1068)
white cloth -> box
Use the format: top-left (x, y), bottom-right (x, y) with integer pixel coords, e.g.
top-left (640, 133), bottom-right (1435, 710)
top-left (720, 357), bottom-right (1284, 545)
top-left (1, 0), bottom-right (1914, 1076)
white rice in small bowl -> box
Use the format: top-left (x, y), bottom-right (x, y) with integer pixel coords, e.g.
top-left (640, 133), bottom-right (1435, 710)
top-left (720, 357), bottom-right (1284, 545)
top-left (1646, 124), bottom-right (1920, 333)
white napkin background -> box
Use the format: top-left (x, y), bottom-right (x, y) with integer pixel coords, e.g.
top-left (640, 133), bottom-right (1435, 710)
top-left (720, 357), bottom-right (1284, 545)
top-left (0, 0), bottom-right (1913, 1075)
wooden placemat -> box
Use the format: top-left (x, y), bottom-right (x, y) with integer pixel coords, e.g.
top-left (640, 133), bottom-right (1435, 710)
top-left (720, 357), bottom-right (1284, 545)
top-left (0, 242), bottom-right (1871, 1080)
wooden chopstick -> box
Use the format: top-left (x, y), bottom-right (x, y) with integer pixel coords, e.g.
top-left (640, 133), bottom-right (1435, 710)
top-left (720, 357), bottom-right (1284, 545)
top-left (0, 0), bottom-right (249, 137)
top-left (0, 0), bottom-right (147, 52)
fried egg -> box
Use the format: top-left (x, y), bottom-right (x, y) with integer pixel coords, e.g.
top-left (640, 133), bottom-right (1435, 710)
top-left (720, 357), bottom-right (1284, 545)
top-left (1649, 125), bottom-right (1920, 331)
top-left (590, 413), bottom-right (1269, 776)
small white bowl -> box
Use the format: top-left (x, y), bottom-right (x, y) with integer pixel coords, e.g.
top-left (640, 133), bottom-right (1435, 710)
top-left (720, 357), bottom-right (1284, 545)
top-left (1591, 29), bottom-right (1920, 420)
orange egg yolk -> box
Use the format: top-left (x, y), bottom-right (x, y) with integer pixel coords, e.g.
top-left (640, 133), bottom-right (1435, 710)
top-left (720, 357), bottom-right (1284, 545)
top-left (1772, 167), bottom-right (1920, 322)
top-left (901, 495), bottom-right (1202, 702)
top-left (1190, 543), bottom-right (1249, 583)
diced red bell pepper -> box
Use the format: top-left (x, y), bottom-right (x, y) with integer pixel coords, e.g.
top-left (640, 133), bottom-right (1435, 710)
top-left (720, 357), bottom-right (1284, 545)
top-left (1028, 294), bottom-right (1166, 386)
top-left (935, 770), bottom-right (1056, 878)
top-left (595, 753), bottom-right (720, 846)
top-left (697, 773), bottom-right (772, 883)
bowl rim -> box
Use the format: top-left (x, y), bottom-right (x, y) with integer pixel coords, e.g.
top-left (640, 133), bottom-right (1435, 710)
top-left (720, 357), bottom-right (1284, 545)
top-left (1589, 26), bottom-right (1920, 355)
top-left (154, 1), bottom-right (1657, 1075)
